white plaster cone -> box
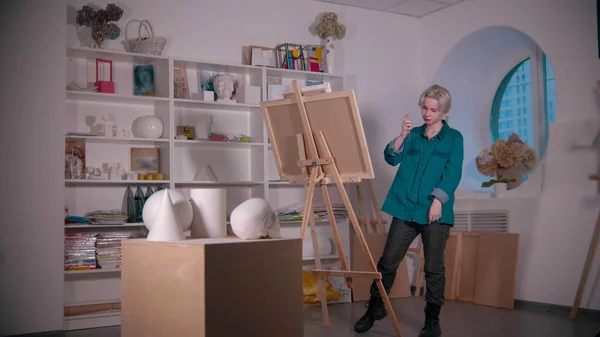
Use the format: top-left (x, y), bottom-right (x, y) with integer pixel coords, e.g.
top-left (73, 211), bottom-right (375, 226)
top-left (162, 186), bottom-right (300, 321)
top-left (146, 189), bottom-right (185, 242)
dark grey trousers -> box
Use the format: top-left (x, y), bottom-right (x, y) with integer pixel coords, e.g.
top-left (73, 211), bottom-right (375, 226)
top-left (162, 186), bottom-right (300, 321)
top-left (370, 217), bottom-right (451, 306)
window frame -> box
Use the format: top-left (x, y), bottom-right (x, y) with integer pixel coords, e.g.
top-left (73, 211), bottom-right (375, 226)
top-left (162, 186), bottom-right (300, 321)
top-left (490, 46), bottom-right (552, 162)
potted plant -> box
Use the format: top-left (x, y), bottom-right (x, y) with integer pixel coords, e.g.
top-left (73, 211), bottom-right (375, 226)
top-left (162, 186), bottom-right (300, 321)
top-left (313, 12), bottom-right (346, 73)
top-left (476, 133), bottom-right (538, 197)
top-left (76, 3), bottom-right (124, 49)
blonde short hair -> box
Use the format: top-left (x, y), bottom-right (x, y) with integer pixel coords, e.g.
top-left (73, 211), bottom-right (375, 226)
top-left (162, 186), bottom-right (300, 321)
top-left (418, 84), bottom-right (452, 114)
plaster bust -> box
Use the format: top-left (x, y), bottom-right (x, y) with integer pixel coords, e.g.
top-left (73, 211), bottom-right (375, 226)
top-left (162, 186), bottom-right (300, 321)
top-left (213, 74), bottom-right (236, 101)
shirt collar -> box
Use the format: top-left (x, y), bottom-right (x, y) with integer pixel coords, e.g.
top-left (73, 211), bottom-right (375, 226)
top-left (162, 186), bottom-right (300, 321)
top-left (419, 119), bottom-right (449, 140)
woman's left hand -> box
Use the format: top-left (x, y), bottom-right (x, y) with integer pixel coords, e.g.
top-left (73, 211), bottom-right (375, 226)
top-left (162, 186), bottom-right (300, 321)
top-left (428, 198), bottom-right (442, 224)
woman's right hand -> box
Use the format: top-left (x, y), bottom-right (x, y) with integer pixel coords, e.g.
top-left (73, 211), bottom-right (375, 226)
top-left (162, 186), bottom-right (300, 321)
top-left (393, 114), bottom-right (412, 151)
top-left (400, 114), bottom-right (412, 138)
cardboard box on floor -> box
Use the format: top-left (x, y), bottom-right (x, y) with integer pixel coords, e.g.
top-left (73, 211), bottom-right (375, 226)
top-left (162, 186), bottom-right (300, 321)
top-left (351, 230), bottom-right (519, 310)
top-left (457, 232), bottom-right (519, 309)
top-left (121, 237), bottom-right (304, 337)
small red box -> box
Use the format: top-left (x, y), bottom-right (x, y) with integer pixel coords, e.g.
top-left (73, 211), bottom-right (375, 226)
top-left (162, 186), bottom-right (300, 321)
top-left (95, 58), bottom-right (115, 94)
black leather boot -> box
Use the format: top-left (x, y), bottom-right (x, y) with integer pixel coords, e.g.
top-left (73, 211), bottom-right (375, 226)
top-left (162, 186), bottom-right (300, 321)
top-left (419, 303), bottom-right (442, 337)
top-left (353, 296), bottom-right (387, 333)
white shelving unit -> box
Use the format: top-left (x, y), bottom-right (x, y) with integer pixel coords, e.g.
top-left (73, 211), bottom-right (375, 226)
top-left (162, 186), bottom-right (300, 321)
top-left (63, 46), bottom-right (345, 330)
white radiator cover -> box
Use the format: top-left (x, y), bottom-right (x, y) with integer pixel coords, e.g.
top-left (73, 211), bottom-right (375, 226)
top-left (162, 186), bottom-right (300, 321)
top-left (452, 209), bottom-right (509, 232)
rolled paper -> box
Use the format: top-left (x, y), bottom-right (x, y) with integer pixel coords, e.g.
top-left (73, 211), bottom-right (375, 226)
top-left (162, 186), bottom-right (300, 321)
top-left (146, 189), bottom-right (185, 242)
top-left (190, 188), bottom-right (227, 238)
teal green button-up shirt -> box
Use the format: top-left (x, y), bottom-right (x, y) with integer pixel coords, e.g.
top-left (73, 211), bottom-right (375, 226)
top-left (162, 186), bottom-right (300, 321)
top-left (380, 120), bottom-right (464, 226)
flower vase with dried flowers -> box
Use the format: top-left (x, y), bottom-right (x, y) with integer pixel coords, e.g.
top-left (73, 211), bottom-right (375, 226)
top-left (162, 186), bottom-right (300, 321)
top-left (313, 12), bottom-right (346, 73)
top-left (76, 3), bottom-right (124, 49)
top-left (476, 133), bottom-right (538, 193)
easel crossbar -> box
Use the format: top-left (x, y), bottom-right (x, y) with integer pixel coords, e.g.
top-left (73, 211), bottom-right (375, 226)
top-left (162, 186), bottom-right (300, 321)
top-left (297, 158), bottom-right (333, 167)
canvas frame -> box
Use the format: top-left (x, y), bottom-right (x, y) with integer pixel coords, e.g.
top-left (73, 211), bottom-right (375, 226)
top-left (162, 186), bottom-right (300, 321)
top-left (261, 89), bottom-right (374, 184)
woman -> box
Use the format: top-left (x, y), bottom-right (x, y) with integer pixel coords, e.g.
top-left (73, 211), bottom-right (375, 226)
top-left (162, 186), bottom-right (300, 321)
top-left (354, 84), bottom-right (464, 337)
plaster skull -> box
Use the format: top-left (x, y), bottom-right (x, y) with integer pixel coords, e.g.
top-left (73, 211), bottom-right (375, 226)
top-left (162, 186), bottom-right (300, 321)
top-left (230, 198), bottom-right (282, 240)
top-left (213, 74), bottom-right (236, 101)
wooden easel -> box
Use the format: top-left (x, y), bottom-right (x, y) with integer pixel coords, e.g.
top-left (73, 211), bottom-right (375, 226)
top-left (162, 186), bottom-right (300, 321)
top-left (288, 81), bottom-right (404, 337)
top-left (570, 173), bottom-right (600, 319)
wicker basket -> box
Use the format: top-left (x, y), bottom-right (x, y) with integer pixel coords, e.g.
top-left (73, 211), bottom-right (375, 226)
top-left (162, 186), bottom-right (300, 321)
top-left (123, 20), bottom-right (166, 56)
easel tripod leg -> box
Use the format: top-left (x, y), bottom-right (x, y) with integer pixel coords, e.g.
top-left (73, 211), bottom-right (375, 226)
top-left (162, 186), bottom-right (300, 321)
top-left (297, 133), bottom-right (330, 327)
top-left (570, 208), bottom-right (600, 320)
top-left (315, 131), bottom-right (403, 337)
top-left (308, 208), bottom-right (330, 327)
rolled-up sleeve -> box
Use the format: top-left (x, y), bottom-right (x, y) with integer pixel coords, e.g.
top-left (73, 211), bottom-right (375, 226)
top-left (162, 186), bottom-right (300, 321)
top-left (384, 139), bottom-right (404, 166)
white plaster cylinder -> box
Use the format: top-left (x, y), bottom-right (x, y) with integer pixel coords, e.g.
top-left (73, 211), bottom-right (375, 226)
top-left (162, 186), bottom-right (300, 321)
top-left (190, 188), bottom-right (227, 238)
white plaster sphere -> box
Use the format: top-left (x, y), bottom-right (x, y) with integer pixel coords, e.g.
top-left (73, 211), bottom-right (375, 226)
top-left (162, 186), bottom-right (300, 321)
top-left (230, 198), bottom-right (281, 240)
top-left (142, 189), bottom-right (193, 231)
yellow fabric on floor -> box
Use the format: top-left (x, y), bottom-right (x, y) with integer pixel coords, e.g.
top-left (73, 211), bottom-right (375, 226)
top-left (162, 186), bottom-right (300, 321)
top-left (302, 270), bottom-right (341, 307)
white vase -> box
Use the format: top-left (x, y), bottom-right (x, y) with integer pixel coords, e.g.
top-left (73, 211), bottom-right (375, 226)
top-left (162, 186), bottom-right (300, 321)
top-left (132, 115), bottom-right (164, 139)
top-left (324, 37), bottom-right (334, 73)
top-left (493, 183), bottom-right (507, 198)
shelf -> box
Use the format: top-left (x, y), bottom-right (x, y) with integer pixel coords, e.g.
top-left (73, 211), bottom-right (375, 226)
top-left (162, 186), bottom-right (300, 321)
top-left (65, 223), bottom-right (145, 229)
top-left (279, 219), bottom-right (329, 225)
top-left (66, 135), bottom-right (169, 145)
top-left (67, 46), bottom-right (168, 63)
top-left (64, 268), bottom-right (121, 275)
top-left (265, 67), bottom-right (344, 81)
top-left (172, 56), bottom-right (262, 75)
top-left (174, 139), bottom-right (264, 148)
top-left (174, 98), bottom-right (260, 111)
top-left (66, 179), bottom-right (169, 185)
top-left (66, 90), bottom-right (169, 105)
top-left (174, 180), bottom-right (264, 186)
top-left (63, 310), bottom-right (121, 331)
top-left (268, 180), bottom-right (303, 187)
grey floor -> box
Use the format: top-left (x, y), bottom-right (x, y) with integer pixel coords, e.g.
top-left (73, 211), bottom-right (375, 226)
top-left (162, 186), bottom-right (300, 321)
top-left (38, 298), bottom-right (600, 337)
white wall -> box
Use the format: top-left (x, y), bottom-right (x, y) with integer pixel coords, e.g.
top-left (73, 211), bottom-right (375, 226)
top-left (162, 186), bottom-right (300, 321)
top-left (0, 0), bottom-right (66, 335)
top-left (419, 0), bottom-right (600, 310)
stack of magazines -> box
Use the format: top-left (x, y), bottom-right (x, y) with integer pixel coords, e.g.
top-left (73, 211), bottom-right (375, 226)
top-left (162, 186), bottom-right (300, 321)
top-left (96, 230), bottom-right (147, 269)
top-left (64, 233), bottom-right (97, 270)
top-left (84, 209), bottom-right (128, 225)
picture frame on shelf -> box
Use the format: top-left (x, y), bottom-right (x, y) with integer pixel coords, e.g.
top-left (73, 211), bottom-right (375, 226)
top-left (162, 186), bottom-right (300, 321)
top-left (65, 139), bottom-right (86, 179)
top-left (248, 45), bottom-right (276, 67)
top-left (130, 148), bottom-right (160, 173)
top-left (133, 65), bottom-right (156, 96)
top-left (174, 67), bottom-right (190, 99)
